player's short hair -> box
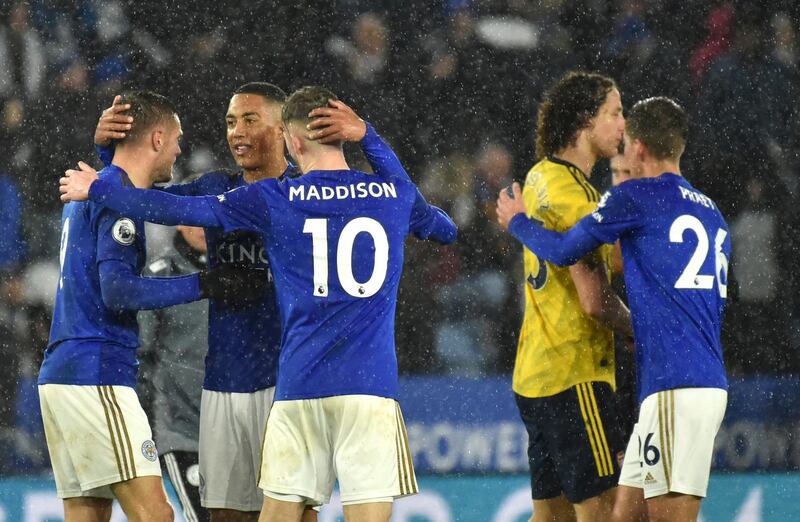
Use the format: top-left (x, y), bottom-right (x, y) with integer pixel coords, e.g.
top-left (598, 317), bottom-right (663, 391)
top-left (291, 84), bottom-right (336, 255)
top-left (535, 72), bottom-right (617, 159)
top-left (282, 85), bottom-right (338, 127)
top-left (117, 90), bottom-right (177, 145)
top-left (233, 82), bottom-right (287, 105)
top-left (626, 97), bottom-right (688, 161)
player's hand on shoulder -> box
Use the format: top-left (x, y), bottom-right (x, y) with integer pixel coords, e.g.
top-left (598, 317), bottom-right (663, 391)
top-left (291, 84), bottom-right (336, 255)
top-left (198, 264), bottom-right (267, 308)
top-left (496, 182), bottom-right (526, 230)
top-left (95, 95), bottom-right (132, 146)
top-left (307, 99), bottom-right (367, 144)
top-left (60, 161), bottom-right (99, 203)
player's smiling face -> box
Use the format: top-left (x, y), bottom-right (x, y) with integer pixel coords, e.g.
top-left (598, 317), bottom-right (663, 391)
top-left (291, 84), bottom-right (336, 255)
top-left (226, 94), bottom-right (283, 172)
top-left (588, 88), bottom-right (625, 159)
top-left (154, 114), bottom-right (182, 184)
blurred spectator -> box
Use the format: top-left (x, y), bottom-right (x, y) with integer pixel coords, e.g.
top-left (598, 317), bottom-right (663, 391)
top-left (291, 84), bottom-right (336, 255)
top-left (689, 3), bottom-right (733, 85)
top-left (0, 169), bottom-right (26, 272)
top-left (0, 1), bottom-right (46, 101)
top-left (727, 177), bottom-right (788, 373)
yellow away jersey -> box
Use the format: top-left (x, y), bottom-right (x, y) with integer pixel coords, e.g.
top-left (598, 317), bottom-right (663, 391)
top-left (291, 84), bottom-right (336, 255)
top-left (512, 157), bottom-right (616, 398)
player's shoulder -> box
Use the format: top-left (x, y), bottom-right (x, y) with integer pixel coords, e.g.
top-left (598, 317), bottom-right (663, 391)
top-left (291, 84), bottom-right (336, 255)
top-left (528, 157), bottom-right (598, 203)
top-left (194, 168), bottom-right (242, 190)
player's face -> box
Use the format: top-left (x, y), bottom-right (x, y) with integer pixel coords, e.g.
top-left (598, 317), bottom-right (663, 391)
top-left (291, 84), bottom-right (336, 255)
top-left (226, 94), bottom-right (284, 171)
top-left (621, 132), bottom-right (645, 178)
top-left (588, 88), bottom-right (625, 160)
top-left (154, 115), bottom-right (182, 184)
top-left (610, 153), bottom-right (634, 186)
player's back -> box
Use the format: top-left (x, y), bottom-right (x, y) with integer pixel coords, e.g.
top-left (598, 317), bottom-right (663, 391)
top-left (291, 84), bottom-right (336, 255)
top-left (611, 173), bottom-right (730, 402)
top-left (41, 165), bottom-right (145, 387)
top-left (250, 169), bottom-right (453, 401)
top-left (514, 157), bottom-right (615, 398)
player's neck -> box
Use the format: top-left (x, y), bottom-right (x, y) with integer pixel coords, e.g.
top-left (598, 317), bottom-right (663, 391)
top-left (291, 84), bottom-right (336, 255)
top-left (243, 155), bottom-right (288, 184)
top-left (642, 160), bottom-right (681, 179)
top-left (554, 146), bottom-right (596, 178)
top-left (112, 151), bottom-right (156, 188)
top-left (298, 153), bottom-right (349, 174)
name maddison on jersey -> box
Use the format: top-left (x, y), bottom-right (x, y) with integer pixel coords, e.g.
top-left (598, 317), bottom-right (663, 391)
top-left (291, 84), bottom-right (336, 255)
top-left (289, 181), bottom-right (398, 202)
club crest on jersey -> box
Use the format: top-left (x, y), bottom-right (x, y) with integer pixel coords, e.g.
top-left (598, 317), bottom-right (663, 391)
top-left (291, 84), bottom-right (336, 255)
top-left (141, 439), bottom-right (158, 461)
top-left (112, 218), bottom-right (136, 245)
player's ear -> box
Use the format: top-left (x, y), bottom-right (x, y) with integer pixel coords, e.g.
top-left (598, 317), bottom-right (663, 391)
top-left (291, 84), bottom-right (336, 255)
top-left (634, 140), bottom-right (646, 162)
top-left (151, 130), bottom-right (164, 152)
top-left (291, 133), bottom-right (304, 155)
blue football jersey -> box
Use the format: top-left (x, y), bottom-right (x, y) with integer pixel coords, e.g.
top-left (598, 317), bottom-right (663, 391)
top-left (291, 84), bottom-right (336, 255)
top-left (577, 173), bottom-right (730, 402)
top-left (163, 170), bottom-right (284, 392)
top-left (204, 170), bottom-right (457, 400)
top-left (40, 165), bottom-right (145, 387)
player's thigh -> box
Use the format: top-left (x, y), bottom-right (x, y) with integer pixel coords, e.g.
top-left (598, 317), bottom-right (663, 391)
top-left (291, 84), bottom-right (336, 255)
top-left (612, 486), bottom-right (648, 522)
top-left (637, 388), bottom-right (726, 500)
top-left (515, 393), bottom-right (566, 501)
top-left (62, 496), bottom-right (113, 522)
top-left (573, 487), bottom-right (615, 522)
top-left (200, 389), bottom-right (272, 512)
top-left (259, 399), bottom-right (336, 506)
top-left (331, 395), bottom-right (417, 505)
top-left (110, 475), bottom-right (173, 522)
top-left (646, 492), bottom-right (701, 522)
top-left (532, 495), bottom-right (576, 522)
top-left (39, 384), bottom-right (160, 496)
top-left (343, 501), bottom-right (392, 522)
top-left (258, 494), bottom-right (306, 522)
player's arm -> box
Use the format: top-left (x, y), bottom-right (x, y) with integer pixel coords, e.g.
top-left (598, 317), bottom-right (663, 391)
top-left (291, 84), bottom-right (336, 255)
top-left (60, 162), bottom-right (270, 233)
top-left (98, 259), bottom-right (201, 310)
top-left (409, 188), bottom-right (457, 244)
top-left (98, 260), bottom-right (266, 311)
top-left (497, 182), bottom-right (635, 265)
top-left (308, 100), bottom-right (410, 181)
top-left (569, 259), bottom-right (633, 338)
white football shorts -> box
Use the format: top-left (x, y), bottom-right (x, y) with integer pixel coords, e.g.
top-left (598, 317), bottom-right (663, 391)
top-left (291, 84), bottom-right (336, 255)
top-left (259, 394), bottom-right (418, 507)
top-left (39, 384), bottom-right (162, 499)
top-left (198, 387), bottom-right (274, 511)
top-left (618, 387), bottom-right (727, 499)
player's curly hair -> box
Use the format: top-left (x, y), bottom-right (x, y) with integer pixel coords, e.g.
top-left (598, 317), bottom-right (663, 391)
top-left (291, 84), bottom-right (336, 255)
top-left (535, 72), bottom-right (617, 159)
top-left (282, 85), bottom-right (338, 126)
top-left (626, 97), bottom-right (688, 161)
top-left (117, 90), bottom-right (177, 145)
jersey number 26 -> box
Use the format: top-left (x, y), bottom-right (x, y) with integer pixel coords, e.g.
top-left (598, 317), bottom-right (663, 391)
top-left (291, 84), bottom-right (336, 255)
top-left (669, 214), bottom-right (728, 298)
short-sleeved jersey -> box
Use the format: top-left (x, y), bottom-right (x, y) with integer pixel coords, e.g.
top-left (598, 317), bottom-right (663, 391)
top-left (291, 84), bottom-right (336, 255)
top-left (577, 173), bottom-right (730, 402)
top-left (206, 170), bottom-right (454, 401)
top-left (164, 170), bottom-right (283, 392)
top-left (513, 157), bottom-right (615, 398)
top-left (39, 165), bottom-right (145, 387)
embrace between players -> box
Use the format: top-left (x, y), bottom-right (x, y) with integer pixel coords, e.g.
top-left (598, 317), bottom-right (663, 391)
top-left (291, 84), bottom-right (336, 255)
top-left (52, 72), bottom-right (729, 522)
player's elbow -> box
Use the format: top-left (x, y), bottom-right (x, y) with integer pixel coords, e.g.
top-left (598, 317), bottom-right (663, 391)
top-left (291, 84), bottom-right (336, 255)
top-left (579, 296), bottom-right (605, 322)
top-left (99, 281), bottom-right (130, 312)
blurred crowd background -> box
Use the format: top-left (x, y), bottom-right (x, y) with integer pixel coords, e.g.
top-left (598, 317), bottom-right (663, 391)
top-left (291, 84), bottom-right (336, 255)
top-left (1, 0), bottom-right (799, 474)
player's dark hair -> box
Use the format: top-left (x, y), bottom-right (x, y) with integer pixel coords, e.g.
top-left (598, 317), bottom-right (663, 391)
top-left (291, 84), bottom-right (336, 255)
top-left (535, 72), bottom-right (617, 159)
top-left (117, 90), bottom-right (177, 145)
top-left (233, 82), bottom-right (287, 105)
top-left (626, 97), bottom-right (688, 161)
top-left (282, 85), bottom-right (338, 126)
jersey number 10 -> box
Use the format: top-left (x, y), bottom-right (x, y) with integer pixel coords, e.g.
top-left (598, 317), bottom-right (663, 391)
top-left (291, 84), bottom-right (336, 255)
top-left (669, 214), bottom-right (728, 298)
top-left (304, 217), bottom-right (389, 299)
